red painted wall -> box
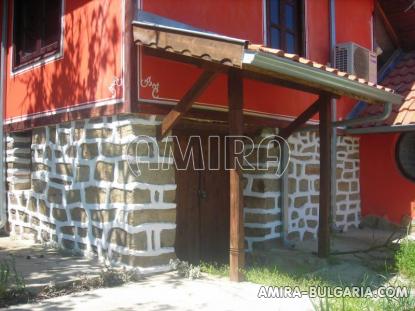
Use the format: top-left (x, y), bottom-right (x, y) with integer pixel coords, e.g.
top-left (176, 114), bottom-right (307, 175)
top-left (139, 0), bottom-right (375, 121)
top-left (3, 0), bottom-right (375, 126)
top-left (4, 0), bottom-right (124, 122)
top-left (360, 133), bottom-right (415, 224)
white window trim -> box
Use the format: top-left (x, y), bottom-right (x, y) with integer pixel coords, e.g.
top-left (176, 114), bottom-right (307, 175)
top-left (10, 0), bottom-right (66, 76)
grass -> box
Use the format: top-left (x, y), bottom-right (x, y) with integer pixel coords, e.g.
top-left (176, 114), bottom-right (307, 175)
top-left (201, 252), bottom-right (415, 311)
top-left (395, 240), bottom-right (415, 284)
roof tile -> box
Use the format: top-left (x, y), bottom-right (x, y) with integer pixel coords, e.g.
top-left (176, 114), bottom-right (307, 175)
top-left (357, 51), bottom-right (415, 126)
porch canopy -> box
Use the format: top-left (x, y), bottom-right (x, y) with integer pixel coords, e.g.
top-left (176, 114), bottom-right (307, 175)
top-left (132, 10), bottom-right (403, 281)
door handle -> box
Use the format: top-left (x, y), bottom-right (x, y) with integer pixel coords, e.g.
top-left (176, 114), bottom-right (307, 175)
top-left (198, 190), bottom-right (207, 199)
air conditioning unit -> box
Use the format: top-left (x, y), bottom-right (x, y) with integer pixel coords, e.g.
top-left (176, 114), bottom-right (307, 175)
top-left (334, 42), bottom-right (377, 83)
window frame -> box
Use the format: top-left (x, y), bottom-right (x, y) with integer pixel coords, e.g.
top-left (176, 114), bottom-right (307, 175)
top-left (395, 132), bottom-right (415, 183)
top-left (12, 0), bottom-right (64, 72)
top-left (266, 0), bottom-right (305, 56)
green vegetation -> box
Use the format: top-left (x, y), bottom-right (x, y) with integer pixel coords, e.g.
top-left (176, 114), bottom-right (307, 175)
top-left (201, 249), bottom-right (415, 311)
top-left (395, 240), bottom-right (415, 284)
top-left (0, 256), bottom-right (29, 307)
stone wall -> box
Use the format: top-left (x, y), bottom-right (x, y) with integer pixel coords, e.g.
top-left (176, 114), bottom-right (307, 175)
top-left (243, 131), bottom-right (282, 251)
top-left (6, 119), bottom-right (361, 263)
top-left (286, 132), bottom-right (360, 240)
top-left (242, 130), bottom-right (361, 248)
top-left (7, 114), bottom-right (176, 273)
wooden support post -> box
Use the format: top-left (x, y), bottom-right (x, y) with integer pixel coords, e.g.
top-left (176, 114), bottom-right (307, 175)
top-left (158, 70), bottom-right (217, 139)
top-left (228, 69), bottom-right (245, 282)
top-left (318, 94), bottom-right (332, 258)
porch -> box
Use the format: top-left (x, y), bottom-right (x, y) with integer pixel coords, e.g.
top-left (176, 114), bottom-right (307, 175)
top-left (131, 10), bottom-right (403, 281)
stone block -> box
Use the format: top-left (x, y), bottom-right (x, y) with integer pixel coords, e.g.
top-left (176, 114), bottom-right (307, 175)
top-left (33, 128), bottom-right (46, 144)
top-left (56, 163), bottom-right (73, 176)
top-left (305, 164), bottom-right (319, 175)
top-left (85, 187), bottom-right (107, 204)
top-left (245, 213), bottom-right (280, 223)
top-left (91, 209), bottom-right (117, 223)
top-left (117, 161), bottom-right (175, 185)
top-left (62, 239), bottom-right (75, 249)
top-left (92, 226), bottom-right (103, 238)
top-left (117, 124), bottom-right (156, 139)
top-left (86, 128), bottom-right (112, 139)
top-left (294, 196), bottom-right (308, 208)
top-left (116, 252), bottom-right (175, 268)
top-left (70, 207), bottom-right (87, 222)
top-left (110, 188), bottom-right (151, 204)
top-left (48, 187), bottom-right (63, 204)
top-left (101, 143), bottom-right (123, 157)
top-left (95, 162), bottom-right (114, 182)
top-left (81, 143), bottom-right (99, 159)
top-left (251, 178), bottom-right (280, 193)
top-left (77, 227), bottom-right (88, 238)
top-left (245, 227), bottom-right (270, 237)
top-left (244, 196), bottom-right (275, 209)
top-left (39, 200), bottom-right (50, 216)
top-left (59, 133), bottom-right (69, 145)
top-left (160, 229), bottom-right (175, 248)
top-left (76, 166), bottom-right (90, 182)
top-left (60, 226), bottom-right (75, 235)
top-left (66, 190), bottom-right (81, 204)
top-left (52, 208), bottom-right (67, 222)
top-left (163, 190), bottom-right (176, 203)
top-left (127, 209), bottom-right (176, 226)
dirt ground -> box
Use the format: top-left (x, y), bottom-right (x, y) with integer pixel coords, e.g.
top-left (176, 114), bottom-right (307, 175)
top-left (0, 237), bottom-right (104, 293)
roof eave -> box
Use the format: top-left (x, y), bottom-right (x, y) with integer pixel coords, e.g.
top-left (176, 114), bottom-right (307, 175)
top-left (242, 51), bottom-right (404, 105)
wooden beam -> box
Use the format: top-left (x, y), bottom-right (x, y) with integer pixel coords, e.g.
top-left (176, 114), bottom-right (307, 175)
top-left (158, 70), bottom-right (217, 139)
top-left (243, 70), bottom-right (323, 96)
top-left (279, 97), bottom-right (323, 139)
top-left (318, 94), bottom-right (332, 258)
top-left (228, 69), bottom-right (245, 282)
top-left (376, 2), bottom-right (401, 48)
top-left (142, 46), bottom-right (229, 73)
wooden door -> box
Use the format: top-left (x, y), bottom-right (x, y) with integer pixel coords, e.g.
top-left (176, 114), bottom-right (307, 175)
top-left (174, 129), bottom-right (230, 264)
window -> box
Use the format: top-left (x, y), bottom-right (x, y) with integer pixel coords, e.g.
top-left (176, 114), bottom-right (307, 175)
top-left (396, 133), bottom-right (415, 182)
top-left (267, 0), bottom-right (303, 55)
top-left (13, 0), bottom-right (62, 69)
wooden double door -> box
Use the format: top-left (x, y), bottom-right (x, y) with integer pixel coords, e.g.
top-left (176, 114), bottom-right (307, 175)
top-left (174, 129), bottom-right (230, 264)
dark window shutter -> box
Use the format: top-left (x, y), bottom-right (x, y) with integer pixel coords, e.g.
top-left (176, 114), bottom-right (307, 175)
top-left (13, 0), bottom-right (62, 68)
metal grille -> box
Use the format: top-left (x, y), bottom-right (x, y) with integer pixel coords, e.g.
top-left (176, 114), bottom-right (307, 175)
top-left (335, 46), bottom-right (348, 72)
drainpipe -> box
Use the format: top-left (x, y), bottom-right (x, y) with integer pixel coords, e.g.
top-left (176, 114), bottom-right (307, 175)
top-left (329, 0), bottom-right (337, 228)
top-left (298, 102), bottom-right (392, 132)
top-left (0, 0), bottom-right (7, 230)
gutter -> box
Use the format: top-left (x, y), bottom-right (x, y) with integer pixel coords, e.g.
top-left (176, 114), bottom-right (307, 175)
top-left (346, 124), bottom-right (415, 135)
top-left (0, 0), bottom-right (7, 230)
top-left (242, 51), bottom-right (402, 105)
top-left (297, 102), bottom-right (392, 132)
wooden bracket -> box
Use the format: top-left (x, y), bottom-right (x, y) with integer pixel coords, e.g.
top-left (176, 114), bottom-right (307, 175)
top-left (157, 70), bottom-right (217, 140)
top-left (279, 96), bottom-right (325, 139)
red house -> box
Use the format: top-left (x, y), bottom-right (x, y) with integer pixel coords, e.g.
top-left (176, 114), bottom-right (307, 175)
top-left (0, 0), bottom-right (405, 281)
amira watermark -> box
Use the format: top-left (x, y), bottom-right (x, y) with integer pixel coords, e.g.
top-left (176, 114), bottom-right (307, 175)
top-left (126, 135), bottom-right (291, 177)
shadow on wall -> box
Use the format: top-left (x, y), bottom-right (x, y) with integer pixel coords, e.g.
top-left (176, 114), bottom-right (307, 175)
top-left (10, 0), bottom-right (122, 120)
